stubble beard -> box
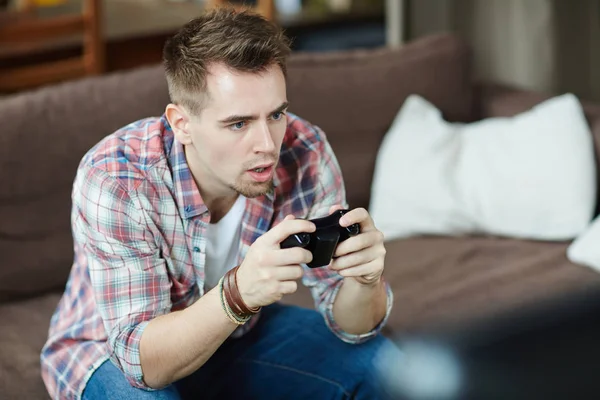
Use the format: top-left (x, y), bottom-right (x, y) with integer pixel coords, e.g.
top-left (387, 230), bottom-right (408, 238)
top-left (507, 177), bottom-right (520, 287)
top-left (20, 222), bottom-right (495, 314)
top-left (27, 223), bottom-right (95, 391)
top-left (230, 179), bottom-right (274, 198)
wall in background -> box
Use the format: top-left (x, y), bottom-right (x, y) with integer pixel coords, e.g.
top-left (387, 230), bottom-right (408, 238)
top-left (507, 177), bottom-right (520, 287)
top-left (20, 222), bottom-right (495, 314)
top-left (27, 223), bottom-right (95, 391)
top-left (400, 0), bottom-right (600, 102)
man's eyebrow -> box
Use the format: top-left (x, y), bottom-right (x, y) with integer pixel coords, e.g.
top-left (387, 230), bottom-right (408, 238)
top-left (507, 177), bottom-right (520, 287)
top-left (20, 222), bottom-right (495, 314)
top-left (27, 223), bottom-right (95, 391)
top-left (271, 101), bottom-right (289, 114)
top-left (218, 102), bottom-right (289, 125)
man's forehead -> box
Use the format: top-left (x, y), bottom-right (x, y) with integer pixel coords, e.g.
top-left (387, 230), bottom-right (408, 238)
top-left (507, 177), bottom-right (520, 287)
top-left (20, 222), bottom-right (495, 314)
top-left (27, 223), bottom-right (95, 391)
top-left (202, 65), bottom-right (286, 112)
top-left (205, 63), bottom-right (284, 90)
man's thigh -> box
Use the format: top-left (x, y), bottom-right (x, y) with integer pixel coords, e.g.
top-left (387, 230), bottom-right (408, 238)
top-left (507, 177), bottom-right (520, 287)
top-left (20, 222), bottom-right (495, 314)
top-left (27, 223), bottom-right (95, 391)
top-left (176, 302), bottom-right (392, 400)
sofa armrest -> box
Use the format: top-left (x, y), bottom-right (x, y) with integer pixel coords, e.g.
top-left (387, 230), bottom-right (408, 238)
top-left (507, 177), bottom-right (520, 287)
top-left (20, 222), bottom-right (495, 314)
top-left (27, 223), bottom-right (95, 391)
top-left (474, 82), bottom-right (553, 118)
top-left (475, 82), bottom-right (600, 125)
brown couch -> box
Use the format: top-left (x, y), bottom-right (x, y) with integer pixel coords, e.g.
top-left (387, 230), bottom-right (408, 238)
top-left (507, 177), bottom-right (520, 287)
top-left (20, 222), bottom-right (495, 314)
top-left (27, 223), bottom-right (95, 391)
top-left (2, 33), bottom-right (600, 399)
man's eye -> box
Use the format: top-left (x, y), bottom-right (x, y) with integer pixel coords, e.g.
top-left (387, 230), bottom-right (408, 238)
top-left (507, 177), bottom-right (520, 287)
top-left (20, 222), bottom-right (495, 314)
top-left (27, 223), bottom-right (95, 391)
top-left (272, 112), bottom-right (284, 121)
top-left (231, 121), bottom-right (246, 130)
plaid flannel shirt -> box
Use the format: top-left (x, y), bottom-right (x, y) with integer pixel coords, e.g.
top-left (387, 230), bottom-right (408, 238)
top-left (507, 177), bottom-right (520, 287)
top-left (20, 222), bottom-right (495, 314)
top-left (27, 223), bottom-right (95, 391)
top-left (40, 112), bottom-right (393, 400)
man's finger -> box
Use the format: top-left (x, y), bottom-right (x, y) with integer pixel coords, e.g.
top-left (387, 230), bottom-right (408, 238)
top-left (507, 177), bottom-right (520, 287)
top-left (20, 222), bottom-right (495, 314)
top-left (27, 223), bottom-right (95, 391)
top-left (337, 260), bottom-right (381, 278)
top-left (264, 218), bottom-right (316, 245)
top-left (334, 230), bottom-right (382, 257)
top-left (279, 281), bottom-right (298, 295)
top-left (340, 207), bottom-right (375, 231)
top-left (272, 265), bottom-right (305, 281)
top-left (272, 248), bottom-right (312, 266)
top-left (330, 246), bottom-right (379, 270)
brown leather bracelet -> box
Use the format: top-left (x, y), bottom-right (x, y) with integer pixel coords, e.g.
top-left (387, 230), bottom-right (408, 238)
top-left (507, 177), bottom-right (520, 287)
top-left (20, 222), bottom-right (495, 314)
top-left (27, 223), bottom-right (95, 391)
top-left (233, 266), bottom-right (261, 314)
top-left (222, 270), bottom-right (245, 317)
top-left (218, 276), bottom-right (248, 325)
top-left (227, 266), bottom-right (260, 315)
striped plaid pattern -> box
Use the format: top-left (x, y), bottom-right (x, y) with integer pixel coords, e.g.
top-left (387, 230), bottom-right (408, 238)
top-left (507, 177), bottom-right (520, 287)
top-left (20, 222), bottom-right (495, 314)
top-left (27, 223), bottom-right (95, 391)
top-left (40, 113), bottom-right (393, 400)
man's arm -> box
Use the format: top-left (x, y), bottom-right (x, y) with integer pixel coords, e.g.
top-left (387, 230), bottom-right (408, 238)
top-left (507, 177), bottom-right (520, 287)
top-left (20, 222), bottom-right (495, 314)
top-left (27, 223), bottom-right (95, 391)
top-left (76, 166), bottom-right (238, 390)
top-left (139, 286), bottom-right (237, 388)
top-left (143, 213), bottom-right (319, 388)
top-left (300, 128), bottom-right (393, 343)
top-left (333, 276), bottom-right (389, 335)
top-left (328, 207), bottom-right (392, 336)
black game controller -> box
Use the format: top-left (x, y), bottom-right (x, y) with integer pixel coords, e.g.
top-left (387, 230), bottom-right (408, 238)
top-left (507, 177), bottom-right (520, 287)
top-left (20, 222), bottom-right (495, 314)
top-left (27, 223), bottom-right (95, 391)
top-left (280, 209), bottom-right (361, 268)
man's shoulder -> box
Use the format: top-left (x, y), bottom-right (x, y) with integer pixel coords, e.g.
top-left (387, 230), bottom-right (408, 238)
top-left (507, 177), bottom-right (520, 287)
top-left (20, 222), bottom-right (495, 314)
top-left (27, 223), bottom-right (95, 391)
top-left (78, 116), bottom-right (168, 191)
top-left (276, 112), bottom-right (345, 217)
top-left (276, 112), bottom-right (337, 188)
top-left (283, 112), bottom-right (328, 153)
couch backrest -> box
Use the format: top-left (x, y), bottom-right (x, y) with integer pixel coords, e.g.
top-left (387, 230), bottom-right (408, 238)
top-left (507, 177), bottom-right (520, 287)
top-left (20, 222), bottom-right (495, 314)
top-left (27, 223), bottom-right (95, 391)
top-left (286, 33), bottom-right (475, 210)
top-left (0, 33), bottom-right (475, 302)
top-left (0, 65), bottom-right (170, 303)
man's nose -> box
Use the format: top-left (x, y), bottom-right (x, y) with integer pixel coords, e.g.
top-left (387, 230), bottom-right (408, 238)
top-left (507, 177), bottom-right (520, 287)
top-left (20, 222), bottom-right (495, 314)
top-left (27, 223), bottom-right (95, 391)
top-left (254, 122), bottom-right (276, 153)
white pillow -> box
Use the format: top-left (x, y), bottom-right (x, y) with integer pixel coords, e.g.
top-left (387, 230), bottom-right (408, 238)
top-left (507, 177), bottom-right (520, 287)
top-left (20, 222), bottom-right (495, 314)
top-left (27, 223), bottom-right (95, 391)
top-left (567, 215), bottom-right (600, 271)
top-left (369, 94), bottom-right (596, 241)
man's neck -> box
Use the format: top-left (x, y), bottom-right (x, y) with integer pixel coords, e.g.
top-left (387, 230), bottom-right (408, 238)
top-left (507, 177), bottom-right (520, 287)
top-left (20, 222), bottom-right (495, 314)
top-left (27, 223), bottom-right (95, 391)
top-left (204, 193), bottom-right (239, 224)
top-left (183, 145), bottom-right (239, 223)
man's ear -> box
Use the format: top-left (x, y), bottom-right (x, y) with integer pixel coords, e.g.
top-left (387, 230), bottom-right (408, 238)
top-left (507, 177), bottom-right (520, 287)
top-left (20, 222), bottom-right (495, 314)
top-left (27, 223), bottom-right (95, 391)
top-left (165, 103), bottom-right (193, 145)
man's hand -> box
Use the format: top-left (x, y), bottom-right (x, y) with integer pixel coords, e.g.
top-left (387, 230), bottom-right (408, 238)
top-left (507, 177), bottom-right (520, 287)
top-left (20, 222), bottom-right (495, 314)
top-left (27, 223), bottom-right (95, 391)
top-left (329, 206), bottom-right (386, 285)
top-left (236, 215), bottom-right (315, 309)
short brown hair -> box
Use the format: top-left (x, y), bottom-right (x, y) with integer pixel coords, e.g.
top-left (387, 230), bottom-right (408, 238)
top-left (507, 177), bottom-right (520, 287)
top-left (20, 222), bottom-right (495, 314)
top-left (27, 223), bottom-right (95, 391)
top-left (163, 7), bottom-right (292, 114)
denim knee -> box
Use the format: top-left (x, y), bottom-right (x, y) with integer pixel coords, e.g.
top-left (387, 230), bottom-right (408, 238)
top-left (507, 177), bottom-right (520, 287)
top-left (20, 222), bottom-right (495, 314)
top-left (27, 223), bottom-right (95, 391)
top-left (83, 360), bottom-right (181, 400)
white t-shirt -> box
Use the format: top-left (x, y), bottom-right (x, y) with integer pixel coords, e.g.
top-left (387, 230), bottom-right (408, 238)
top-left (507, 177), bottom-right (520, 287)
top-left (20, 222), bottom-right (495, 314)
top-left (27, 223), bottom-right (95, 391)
top-left (203, 195), bottom-right (247, 292)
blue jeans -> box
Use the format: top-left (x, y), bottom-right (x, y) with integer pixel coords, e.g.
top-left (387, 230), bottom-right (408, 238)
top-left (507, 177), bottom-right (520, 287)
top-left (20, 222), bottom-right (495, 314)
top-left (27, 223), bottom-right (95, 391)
top-left (82, 303), bottom-right (394, 400)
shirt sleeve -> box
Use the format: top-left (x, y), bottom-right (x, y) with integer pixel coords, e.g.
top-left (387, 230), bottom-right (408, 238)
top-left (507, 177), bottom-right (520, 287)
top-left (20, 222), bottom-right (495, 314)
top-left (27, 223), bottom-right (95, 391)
top-left (301, 127), bottom-right (394, 344)
top-left (72, 165), bottom-right (171, 390)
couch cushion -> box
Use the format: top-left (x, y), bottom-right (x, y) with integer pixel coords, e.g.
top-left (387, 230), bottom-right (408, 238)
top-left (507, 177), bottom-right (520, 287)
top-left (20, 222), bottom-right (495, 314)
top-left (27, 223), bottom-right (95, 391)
top-left (282, 236), bottom-right (600, 334)
top-left (286, 33), bottom-right (475, 210)
top-left (0, 65), bottom-right (170, 303)
top-left (476, 83), bottom-right (600, 218)
top-left (0, 293), bottom-right (61, 399)
top-left (370, 93), bottom-right (596, 242)
top-left (387, 237), bottom-right (600, 333)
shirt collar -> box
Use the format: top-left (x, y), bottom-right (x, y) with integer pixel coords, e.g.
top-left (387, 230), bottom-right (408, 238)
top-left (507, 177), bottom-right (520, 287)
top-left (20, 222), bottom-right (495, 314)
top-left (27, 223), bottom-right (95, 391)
top-left (163, 115), bottom-right (207, 219)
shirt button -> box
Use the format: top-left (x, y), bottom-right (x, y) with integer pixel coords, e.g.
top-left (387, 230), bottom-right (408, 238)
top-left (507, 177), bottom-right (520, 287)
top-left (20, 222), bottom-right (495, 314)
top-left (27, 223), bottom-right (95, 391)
top-left (193, 246), bottom-right (201, 253)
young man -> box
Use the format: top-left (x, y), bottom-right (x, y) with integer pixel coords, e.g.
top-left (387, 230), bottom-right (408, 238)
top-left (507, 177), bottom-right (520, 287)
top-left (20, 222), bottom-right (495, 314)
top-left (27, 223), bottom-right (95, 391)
top-left (41, 7), bottom-right (394, 400)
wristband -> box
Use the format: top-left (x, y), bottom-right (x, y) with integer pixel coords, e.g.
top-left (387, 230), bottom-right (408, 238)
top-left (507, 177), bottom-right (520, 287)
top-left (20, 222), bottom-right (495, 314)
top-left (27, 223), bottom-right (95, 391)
top-left (225, 266), bottom-right (261, 316)
top-left (218, 276), bottom-right (249, 325)
top-left (223, 270), bottom-right (246, 316)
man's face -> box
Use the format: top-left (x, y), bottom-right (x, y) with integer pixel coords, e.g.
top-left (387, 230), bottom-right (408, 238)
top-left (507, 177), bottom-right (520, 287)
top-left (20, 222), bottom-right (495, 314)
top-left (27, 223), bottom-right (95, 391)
top-left (174, 63), bottom-right (288, 199)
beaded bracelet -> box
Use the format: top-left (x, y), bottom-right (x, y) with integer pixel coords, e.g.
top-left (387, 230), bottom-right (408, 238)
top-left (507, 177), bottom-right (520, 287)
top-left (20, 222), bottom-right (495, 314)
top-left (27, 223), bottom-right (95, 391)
top-left (225, 266), bottom-right (261, 315)
top-left (218, 276), bottom-right (250, 325)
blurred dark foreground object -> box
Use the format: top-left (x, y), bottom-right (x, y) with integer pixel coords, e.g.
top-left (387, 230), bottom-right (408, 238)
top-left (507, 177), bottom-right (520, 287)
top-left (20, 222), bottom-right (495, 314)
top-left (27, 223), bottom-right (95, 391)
top-left (376, 287), bottom-right (600, 400)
